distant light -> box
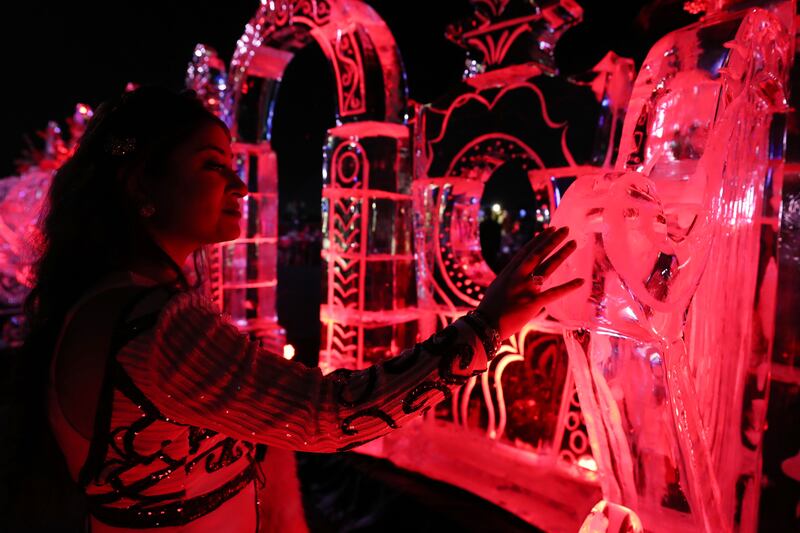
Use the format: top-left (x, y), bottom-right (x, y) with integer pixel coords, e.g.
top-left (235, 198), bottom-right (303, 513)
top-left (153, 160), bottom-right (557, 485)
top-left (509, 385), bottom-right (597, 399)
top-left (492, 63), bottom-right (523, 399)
top-left (492, 203), bottom-right (501, 214)
top-left (519, 209), bottom-right (527, 217)
top-left (283, 344), bottom-right (295, 360)
top-left (578, 456), bottom-right (598, 472)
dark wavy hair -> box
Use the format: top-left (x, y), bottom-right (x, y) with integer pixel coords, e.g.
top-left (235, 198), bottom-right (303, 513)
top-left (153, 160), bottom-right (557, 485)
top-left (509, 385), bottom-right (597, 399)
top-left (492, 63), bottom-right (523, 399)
top-left (7, 86), bottom-right (228, 527)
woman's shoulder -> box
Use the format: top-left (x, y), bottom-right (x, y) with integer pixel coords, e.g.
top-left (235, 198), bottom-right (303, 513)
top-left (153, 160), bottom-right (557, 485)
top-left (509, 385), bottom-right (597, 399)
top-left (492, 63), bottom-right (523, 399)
top-left (59, 273), bottom-right (192, 341)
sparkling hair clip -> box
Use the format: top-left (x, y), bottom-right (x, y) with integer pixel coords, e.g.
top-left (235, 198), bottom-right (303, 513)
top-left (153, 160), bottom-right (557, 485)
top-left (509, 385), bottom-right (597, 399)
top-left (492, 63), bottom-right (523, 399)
top-left (105, 135), bottom-right (137, 157)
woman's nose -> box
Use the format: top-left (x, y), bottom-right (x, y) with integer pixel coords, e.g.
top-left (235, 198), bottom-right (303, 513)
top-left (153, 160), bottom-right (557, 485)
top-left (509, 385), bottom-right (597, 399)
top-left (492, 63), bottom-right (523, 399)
top-left (228, 169), bottom-right (248, 197)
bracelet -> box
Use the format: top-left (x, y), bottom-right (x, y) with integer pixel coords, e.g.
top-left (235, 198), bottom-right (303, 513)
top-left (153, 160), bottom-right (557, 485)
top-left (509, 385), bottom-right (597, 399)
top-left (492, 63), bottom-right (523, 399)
top-left (463, 309), bottom-right (501, 361)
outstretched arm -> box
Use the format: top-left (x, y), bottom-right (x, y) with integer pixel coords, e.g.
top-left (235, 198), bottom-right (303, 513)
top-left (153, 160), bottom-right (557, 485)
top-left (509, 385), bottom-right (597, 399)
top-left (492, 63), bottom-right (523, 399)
top-left (119, 227), bottom-right (580, 452)
top-left (120, 292), bottom-right (487, 452)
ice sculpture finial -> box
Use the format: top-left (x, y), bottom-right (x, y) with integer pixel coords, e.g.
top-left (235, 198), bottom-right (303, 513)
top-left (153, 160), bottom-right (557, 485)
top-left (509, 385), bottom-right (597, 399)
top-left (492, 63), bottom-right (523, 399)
top-left (186, 43), bottom-right (230, 123)
top-left (446, 0), bottom-right (583, 77)
top-left (43, 121), bottom-right (66, 168)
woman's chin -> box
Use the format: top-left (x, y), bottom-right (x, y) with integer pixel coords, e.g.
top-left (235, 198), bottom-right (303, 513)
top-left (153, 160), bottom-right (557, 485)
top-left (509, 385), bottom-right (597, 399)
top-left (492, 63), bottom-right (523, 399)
top-left (215, 226), bottom-right (241, 243)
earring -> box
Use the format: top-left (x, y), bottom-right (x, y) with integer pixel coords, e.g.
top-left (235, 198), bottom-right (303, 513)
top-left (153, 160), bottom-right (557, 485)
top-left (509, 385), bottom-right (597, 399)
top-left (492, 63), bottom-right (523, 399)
top-left (139, 204), bottom-right (156, 218)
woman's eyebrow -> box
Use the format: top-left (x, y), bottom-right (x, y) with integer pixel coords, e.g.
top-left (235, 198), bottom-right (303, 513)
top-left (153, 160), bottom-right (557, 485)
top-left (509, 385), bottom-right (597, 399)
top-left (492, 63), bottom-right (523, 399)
top-left (196, 145), bottom-right (231, 158)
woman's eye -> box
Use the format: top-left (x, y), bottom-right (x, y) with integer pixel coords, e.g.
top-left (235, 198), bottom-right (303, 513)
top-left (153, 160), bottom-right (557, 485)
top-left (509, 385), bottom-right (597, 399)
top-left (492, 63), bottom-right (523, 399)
top-left (205, 161), bottom-right (228, 171)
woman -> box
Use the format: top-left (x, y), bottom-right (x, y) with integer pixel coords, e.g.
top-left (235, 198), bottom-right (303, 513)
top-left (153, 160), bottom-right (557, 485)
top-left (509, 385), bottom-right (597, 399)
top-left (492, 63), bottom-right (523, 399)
top-left (20, 86), bottom-right (581, 531)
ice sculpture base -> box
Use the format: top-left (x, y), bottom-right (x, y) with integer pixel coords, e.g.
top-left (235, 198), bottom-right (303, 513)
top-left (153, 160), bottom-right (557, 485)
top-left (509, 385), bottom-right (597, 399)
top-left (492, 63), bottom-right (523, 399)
top-left (356, 418), bottom-right (600, 533)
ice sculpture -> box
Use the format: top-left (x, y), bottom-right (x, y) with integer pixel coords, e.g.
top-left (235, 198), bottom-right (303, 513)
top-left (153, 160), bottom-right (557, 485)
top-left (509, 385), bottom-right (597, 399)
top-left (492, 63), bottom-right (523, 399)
top-left (0, 105), bottom-right (92, 308)
top-left (187, 0), bottom-right (413, 362)
top-left (0, 103), bottom-right (93, 348)
top-left (0, 169), bottom-right (50, 307)
top-left (411, 0), bottom-right (633, 469)
top-left (543, 2), bottom-right (794, 531)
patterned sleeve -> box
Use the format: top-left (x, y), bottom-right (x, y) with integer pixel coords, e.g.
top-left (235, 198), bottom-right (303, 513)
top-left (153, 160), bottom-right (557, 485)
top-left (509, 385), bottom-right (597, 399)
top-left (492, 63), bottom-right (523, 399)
top-left (118, 290), bottom-right (490, 453)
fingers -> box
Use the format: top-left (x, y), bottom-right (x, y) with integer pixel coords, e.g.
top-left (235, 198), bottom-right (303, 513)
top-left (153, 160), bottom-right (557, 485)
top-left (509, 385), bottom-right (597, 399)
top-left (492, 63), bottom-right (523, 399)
top-left (531, 277), bottom-right (584, 307)
top-left (516, 226), bottom-right (570, 276)
top-left (531, 239), bottom-right (577, 279)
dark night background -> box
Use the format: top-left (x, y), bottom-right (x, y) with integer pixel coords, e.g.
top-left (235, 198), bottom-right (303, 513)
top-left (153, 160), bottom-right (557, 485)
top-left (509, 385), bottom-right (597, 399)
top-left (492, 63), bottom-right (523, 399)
top-left (2, 1), bottom-right (798, 532)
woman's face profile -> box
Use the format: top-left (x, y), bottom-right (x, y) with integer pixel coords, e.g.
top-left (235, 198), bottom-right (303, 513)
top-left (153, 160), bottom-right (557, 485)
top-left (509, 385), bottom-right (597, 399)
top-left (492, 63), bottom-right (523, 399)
top-left (152, 122), bottom-right (247, 247)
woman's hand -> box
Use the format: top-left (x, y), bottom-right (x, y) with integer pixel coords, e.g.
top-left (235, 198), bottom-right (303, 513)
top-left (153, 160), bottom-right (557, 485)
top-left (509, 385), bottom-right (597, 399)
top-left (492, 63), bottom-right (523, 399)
top-left (476, 226), bottom-right (583, 340)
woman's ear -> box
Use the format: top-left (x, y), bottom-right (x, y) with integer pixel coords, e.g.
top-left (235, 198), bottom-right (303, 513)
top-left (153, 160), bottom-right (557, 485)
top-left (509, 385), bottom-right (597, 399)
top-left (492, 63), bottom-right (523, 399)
top-left (118, 165), bottom-right (152, 209)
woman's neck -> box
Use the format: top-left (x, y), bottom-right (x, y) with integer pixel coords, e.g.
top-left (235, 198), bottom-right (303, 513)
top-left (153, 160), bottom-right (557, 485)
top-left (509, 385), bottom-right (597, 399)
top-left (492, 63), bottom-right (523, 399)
top-left (148, 229), bottom-right (196, 269)
top-left (127, 230), bottom-right (196, 286)
top-left (127, 258), bottom-right (183, 285)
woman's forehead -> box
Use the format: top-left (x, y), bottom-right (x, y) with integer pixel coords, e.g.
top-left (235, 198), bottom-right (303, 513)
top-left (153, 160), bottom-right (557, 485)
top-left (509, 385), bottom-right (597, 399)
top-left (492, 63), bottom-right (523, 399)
top-left (185, 123), bottom-right (232, 154)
